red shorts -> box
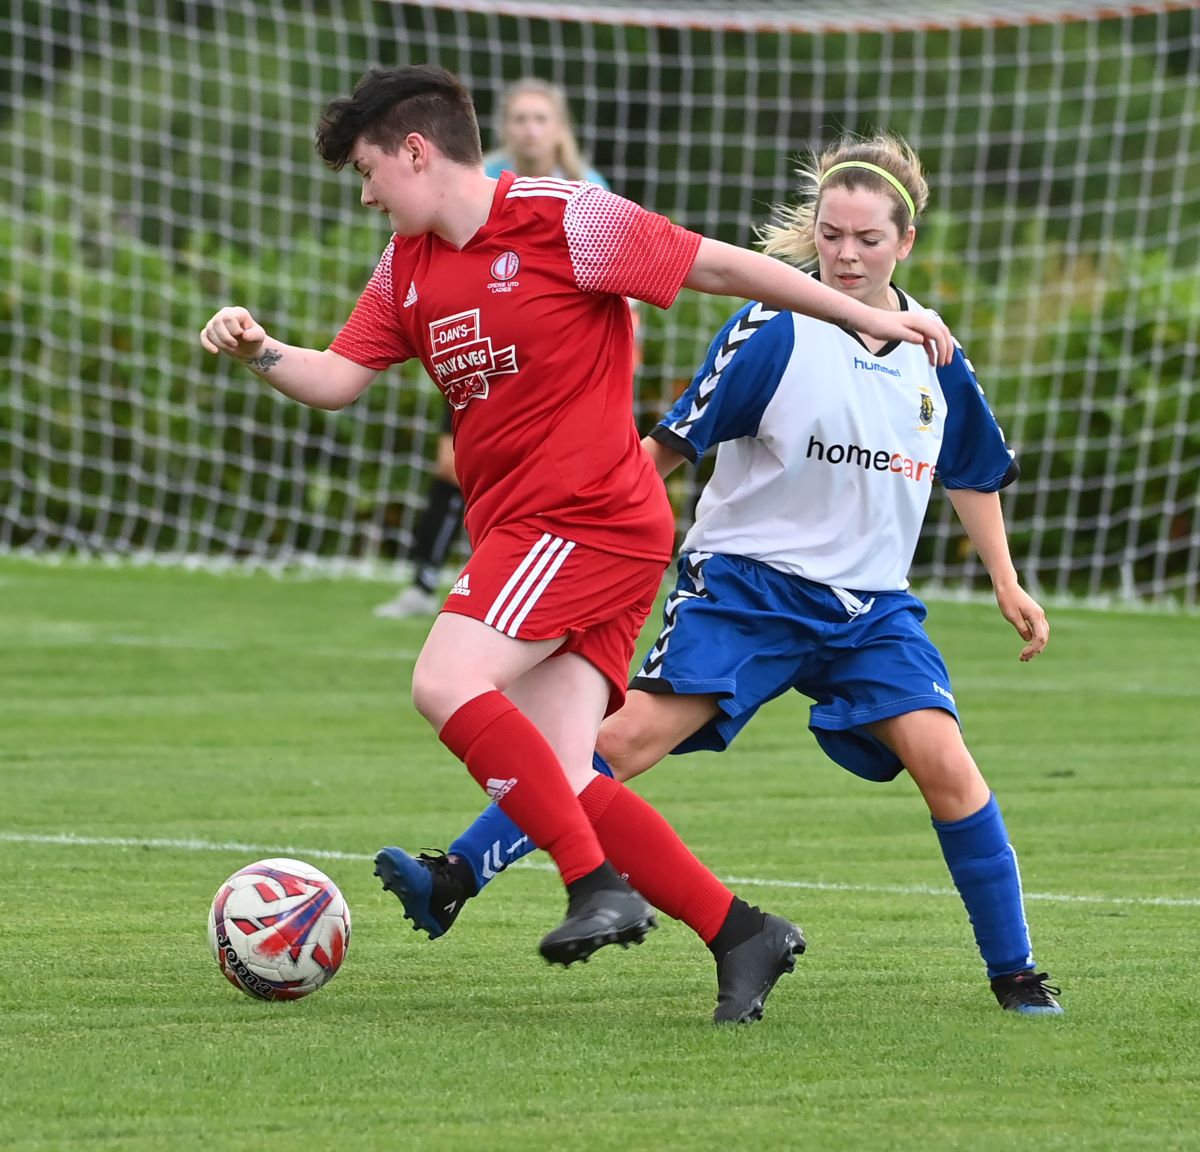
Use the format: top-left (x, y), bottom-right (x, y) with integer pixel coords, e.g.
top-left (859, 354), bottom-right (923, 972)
top-left (439, 523), bottom-right (666, 714)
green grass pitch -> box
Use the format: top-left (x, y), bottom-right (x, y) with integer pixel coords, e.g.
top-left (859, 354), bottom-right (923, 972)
top-left (2, 556), bottom-right (1198, 1151)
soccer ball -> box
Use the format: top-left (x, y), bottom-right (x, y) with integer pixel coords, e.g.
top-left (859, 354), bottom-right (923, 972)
top-left (208, 857), bottom-right (351, 1001)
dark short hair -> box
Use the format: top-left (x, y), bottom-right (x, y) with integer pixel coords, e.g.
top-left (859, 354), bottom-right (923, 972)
top-left (315, 65), bottom-right (483, 169)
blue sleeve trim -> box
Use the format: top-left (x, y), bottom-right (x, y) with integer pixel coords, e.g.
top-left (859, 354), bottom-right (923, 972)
top-left (935, 344), bottom-right (1019, 491)
top-left (655, 304), bottom-right (792, 457)
top-left (648, 425), bottom-right (697, 464)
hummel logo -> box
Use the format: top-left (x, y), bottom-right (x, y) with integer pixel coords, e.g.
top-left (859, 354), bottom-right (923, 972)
top-left (485, 776), bottom-right (517, 802)
top-left (403, 280), bottom-right (418, 308)
top-left (853, 355), bottom-right (901, 377)
top-left (449, 574), bottom-right (470, 597)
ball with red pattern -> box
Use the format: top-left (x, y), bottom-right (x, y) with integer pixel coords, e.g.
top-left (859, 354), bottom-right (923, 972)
top-left (207, 857), bottom-right (351, 1000)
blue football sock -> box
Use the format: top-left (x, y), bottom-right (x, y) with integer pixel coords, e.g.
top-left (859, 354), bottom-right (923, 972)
top-left (447, 804), bottom-right (530, 893)
top-left (933, 792), bottom-right (1035, 979)
top-left (449, 751), bottom-right (616, 892)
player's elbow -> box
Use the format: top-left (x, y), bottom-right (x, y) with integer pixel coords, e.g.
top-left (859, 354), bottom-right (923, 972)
top-left (683, 237), bottom-right (739, 296)
top-left (312, 352), bottom-right (375, 410)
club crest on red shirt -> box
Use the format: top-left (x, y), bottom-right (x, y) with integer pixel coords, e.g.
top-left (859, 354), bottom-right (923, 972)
top-left (487, 250), bottom-right (521, 295)
top-left (490, 251), bottom-right (520, 281)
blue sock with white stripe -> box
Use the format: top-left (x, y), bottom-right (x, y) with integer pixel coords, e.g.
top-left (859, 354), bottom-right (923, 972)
top-left (449, 752), bottom-right (615, 892)
top-left (932, 792), bottom-right (1035, 979)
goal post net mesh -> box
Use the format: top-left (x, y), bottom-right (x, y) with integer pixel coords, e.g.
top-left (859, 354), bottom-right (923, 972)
top-left (2, 0), bottom-right (1198, 604)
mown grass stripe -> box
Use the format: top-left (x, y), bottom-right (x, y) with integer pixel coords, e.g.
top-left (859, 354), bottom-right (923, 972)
top-left (4, 831), bottom-right (1196, 908)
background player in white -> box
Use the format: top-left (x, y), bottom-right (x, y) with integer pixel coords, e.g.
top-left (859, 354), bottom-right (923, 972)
top-left (382, 133), bottom-right (1062, 1016)
top-left (199, 64), bottom-right (952, 1020)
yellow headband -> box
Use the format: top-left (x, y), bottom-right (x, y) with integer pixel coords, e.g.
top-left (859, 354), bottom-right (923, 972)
top-left (819, 161), bottom-right (916, 219)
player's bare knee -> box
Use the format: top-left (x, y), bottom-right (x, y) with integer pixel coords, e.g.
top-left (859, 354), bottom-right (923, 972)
top-left (409, 673), bottom-right (442, 728)
top-left (596, 720), bottom-right (654, 782)
top-left (409, 665), bottom-right (468, 730)
top-left (907, 754), bottom-right (990, 821)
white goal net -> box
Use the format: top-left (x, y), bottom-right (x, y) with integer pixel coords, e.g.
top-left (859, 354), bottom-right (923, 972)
top-left (2, 0), bottom-right (1198, 604)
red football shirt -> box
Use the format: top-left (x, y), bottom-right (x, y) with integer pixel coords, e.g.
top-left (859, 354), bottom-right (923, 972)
top-left (330, 172), bottom-right (701, 562)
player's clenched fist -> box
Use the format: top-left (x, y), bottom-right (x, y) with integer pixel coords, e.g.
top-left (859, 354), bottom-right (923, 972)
top-left (199, 307), bottom-right (268, 360)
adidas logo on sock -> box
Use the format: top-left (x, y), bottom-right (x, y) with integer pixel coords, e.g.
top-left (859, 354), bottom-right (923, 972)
top-left (485, 776), bottom-right (517, 802)
top-left (403, 280), bottom-right (418, 308)
top-left (450, 574), bottom-right (471, 597)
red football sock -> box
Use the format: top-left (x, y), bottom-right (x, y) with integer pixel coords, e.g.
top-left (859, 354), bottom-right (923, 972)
top-left (439, 691), bottom-right (604, 885)
top-left (578, 774), bottom-right (733, 943)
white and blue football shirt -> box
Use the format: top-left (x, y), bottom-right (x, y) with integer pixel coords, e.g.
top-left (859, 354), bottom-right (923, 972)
top-left (652, 284), bottom-right (1016, 592)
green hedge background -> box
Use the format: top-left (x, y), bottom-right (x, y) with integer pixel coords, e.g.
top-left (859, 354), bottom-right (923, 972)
top-left (2, 1), bottom-right (1197, 597)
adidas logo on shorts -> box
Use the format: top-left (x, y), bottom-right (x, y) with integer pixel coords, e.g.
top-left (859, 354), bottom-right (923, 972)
top-left (450, 574), bottom-right (470, 597)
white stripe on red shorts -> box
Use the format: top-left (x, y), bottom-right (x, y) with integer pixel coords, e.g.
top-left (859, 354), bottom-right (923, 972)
top-left (484, 532), bottom-right (577, 638)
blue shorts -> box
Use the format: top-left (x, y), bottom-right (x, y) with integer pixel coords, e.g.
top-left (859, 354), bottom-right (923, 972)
top-left (630, 552), bottom-right (959, 782)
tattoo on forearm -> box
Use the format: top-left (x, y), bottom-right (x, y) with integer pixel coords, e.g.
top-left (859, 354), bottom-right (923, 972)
top-left (248, 349), bottom-right (282, 373)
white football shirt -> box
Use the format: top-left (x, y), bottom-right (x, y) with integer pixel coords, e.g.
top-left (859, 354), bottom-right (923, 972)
top-left (652, 284), bottom-right (1015, 592)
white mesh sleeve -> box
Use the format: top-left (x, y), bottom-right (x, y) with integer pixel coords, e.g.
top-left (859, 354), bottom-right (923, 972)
top-left (563, 185), bottom-right (701, 309)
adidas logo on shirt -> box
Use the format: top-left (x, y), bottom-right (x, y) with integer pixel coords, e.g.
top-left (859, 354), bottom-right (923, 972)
top-left (449, 574), bottom-right (470, 597)
top-left (403, 280), bottom-right (418, 308)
